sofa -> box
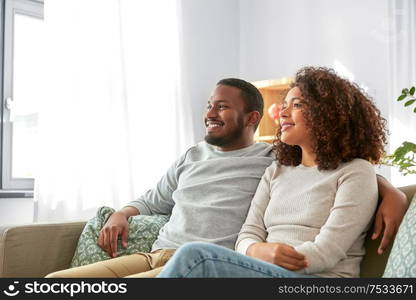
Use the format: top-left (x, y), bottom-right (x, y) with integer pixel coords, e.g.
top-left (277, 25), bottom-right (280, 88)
top-left (1, 184), bottom-right (415, 278)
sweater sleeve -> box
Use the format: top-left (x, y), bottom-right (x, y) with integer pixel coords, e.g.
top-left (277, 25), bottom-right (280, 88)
top-left (294, 161), bottom-right (378, 274)
top-left (124, 154), bottom-right (185, 216)
top-left (235, 163), bottom-right (274, 254)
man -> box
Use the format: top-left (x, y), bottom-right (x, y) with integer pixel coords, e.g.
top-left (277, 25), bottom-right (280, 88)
top-left (46, 78), bottom-right (408, 278)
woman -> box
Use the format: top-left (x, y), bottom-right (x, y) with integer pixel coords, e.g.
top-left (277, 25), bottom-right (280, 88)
top-left (157, 66), bottom-right (388, 278)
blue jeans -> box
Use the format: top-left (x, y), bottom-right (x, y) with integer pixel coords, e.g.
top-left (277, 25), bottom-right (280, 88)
top-left (157, 242), bottom-right (316, 278)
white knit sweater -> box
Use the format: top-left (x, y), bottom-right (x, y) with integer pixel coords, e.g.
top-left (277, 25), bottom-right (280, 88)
top-left (235, 159), bottom-right (378, 278)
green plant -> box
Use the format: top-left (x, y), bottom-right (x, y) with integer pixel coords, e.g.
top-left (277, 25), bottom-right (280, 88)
top-left (381, 86), bottom-right (416, 175)
top-left (397, 86), bottom-right (416, 113)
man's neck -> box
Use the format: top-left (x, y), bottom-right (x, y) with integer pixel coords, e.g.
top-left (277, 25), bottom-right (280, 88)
top-left (215, 141), bottom-right (254, 152)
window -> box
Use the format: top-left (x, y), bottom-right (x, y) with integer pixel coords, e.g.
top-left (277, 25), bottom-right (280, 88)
top-left (1, 0), bottom-right (43, 192)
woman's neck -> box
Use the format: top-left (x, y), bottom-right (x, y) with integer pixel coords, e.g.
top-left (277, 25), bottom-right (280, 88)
top-left (300, 146), bottom-right (317, 167)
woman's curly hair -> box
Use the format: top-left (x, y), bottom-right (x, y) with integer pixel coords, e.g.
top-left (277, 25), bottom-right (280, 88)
top-left (273, 66), bottom-right (388, 170)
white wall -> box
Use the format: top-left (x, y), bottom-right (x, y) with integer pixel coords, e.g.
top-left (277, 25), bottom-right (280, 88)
top-left (0, 198), bottom-right (33, 225)
top-left (181, 0), bottom-right (240, 142)
top-left (240, 0), bottom-right (389, 95)
top-left (239, 0), bottom-right (391, 178)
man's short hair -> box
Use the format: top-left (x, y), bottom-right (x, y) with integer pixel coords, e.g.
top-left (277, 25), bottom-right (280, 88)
top-left (217, 78), bottom-right (264, 130)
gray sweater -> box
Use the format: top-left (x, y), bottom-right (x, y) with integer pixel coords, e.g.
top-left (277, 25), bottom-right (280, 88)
top-left (235, 159), bottom-right (378, 278)
top-left (126, 141), bottom-right (274, 251)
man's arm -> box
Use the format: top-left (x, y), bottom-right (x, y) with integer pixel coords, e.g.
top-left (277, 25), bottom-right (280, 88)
top-left (372, 175), bottom-right (409, 255)
top-left (97, 206), bottom-right (139, 258)
top-left (97, 153), bottom-right (184, 258)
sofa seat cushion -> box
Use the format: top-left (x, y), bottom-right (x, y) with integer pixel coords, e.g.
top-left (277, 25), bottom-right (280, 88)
top-left (70, 206), bottom-right (169, 268)
top-left (383, 193), bottom-right (416, 277)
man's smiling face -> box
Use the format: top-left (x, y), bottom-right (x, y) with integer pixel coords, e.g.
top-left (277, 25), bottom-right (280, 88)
top-left (204, 84), bottom-right (248, 150)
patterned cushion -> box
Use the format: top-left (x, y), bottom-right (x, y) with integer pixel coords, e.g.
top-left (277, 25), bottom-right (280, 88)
top-left (70, 206), bottom-right (169, 268)
top-left (383, 194), bottom-right (416, 277)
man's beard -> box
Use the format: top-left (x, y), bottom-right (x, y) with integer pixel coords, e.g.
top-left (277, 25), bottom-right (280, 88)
top-left (204, 117), bottom-right (245, 147)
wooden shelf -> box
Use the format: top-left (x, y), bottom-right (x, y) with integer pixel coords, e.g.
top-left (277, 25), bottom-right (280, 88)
top-left (252, 77), bottom-right (293, 144)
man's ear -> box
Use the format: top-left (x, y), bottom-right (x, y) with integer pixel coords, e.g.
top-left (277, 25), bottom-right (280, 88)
top-left (246, 111), bottom-right (261, 128)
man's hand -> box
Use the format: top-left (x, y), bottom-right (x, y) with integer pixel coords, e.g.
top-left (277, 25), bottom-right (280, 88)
top-left (97, 206), bottom-right (139, 258)
top-left (246, 242), bottom-right (308, 271)
top-left (372, 176), bottom-right (409, 255)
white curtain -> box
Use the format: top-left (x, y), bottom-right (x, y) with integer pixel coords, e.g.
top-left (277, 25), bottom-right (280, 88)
top-left (388, 0), bottom-right (416, 186)
top-left (34, 0), bottom-right (194, 222)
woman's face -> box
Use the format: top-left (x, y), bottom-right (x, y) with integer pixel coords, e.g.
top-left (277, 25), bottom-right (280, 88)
top-left (279, 87), bottom-right (312, 148)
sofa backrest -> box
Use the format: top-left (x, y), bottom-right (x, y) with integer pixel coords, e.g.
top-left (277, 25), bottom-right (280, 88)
top-left (360, 184), bottom-right (416, 277)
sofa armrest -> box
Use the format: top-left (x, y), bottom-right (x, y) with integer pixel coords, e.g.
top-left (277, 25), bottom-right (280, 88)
top-left (0, 221), bottom-right (86, 278)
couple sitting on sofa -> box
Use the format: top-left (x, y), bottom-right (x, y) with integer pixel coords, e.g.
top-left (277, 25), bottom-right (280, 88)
top-left (47, 66), bottom-right (409, 278)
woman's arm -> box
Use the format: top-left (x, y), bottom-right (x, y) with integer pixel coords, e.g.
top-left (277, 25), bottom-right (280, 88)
top-left (294, 161), bottom-right (379, 274)
top-left (236, 163), bottom-right (307, 271)
top-left (246, 242), bottom-right (308, 271)
top-left (235, 165), bottom-right (272, 254)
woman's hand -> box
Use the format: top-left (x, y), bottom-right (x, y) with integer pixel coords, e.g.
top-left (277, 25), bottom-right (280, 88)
top-left (246, 242), bottom-right (308, 271)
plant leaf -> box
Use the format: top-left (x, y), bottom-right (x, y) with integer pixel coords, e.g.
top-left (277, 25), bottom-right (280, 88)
top-left (402, 141), bottom-right (416, 151)
top-left (410, 86), bottom-right (415, 96)
top-left (397, 94), bottom-right (407, 101)
top-left (404, 99), bottom-right (416, 106)
top-left (398, 94), bottom-right (407, 101)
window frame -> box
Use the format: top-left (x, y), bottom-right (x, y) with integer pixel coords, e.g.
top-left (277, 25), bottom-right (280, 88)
top-left (1, 0), bottom-right (43, 191)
